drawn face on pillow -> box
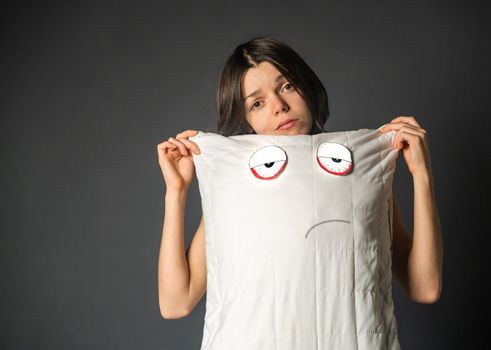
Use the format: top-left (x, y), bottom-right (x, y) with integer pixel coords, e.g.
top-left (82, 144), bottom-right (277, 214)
top-left (189, 128), bottom-right (398, 242)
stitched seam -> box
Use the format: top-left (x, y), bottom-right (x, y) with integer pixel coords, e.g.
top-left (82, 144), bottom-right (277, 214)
top-left (344, 131), bottom-right (359, 349)
top-left (274, 183), bottom-right (278, 350)
top-left (311, 136), bottom-right (319, 350)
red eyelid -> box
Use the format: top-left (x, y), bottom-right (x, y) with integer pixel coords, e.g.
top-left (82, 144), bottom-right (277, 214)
top-left (250, 161), bottom-right (287, 180)
top-left (249, 145), bottom-right (288, 180)
top-left (316, 157), bottom-right (353, 175)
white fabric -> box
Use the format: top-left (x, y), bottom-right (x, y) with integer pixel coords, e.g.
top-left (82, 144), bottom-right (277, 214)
top-left (189, 128), bottom-right (401, 349)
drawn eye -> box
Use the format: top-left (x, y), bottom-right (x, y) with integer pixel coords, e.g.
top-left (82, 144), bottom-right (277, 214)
top-left (249, 145), bottom-right (287, 180)
top-left (316, 142), bottom-right (353, 175)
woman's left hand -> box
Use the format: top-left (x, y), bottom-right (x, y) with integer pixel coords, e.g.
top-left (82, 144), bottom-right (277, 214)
top-left (378, 116), bottom-right (433, 178)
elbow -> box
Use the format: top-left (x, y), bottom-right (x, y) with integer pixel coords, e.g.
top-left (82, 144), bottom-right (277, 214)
top-left (159, 298), bottom-right (190, 320)
top-left (160, 306), bottom-right (190, 320)
top-left (426, 285), bottom-right (442, 304)
top-left (161, 310), bottom-right (189, 320)
top-left (410, 284), bottom-right (442, 304)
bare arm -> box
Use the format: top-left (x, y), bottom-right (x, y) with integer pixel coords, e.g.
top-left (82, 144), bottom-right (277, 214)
top-left (156, 129), bottom-right (206, 319)
top-left (157, 190), bottom-right (207, 319)
top-left (391, 184), bottom-right (443, 303)
top-left (380, 115), bottom-right (444, 304)
top-left (184, 214), bottom-right (207, 313)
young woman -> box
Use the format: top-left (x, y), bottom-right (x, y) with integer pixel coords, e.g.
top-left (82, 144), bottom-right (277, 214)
top-left (156, 36), bottom-right (443, 329)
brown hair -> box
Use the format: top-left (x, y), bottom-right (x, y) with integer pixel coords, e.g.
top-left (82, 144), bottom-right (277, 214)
top-left (215, 36), bottom-right (330, 136)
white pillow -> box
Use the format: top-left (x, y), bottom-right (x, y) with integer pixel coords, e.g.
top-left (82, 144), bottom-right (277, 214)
top-left (189, 128), bottom-right (401, 350)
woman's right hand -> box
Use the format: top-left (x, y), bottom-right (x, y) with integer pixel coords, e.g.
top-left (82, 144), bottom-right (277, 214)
top-left (157, 129), bottom-right (201, 192)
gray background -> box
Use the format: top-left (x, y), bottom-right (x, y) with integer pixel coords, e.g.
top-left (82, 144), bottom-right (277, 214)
top-left (1, 0), bottom-right (489, 349)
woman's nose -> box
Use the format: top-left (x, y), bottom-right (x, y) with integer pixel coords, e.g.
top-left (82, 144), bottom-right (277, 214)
top-left (273, 95), bottom-right (289, 114)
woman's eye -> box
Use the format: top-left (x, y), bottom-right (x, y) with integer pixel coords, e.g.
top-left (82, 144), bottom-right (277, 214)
top-left (251, 101), bottom-right (262, 110)
top-left (316, 142), bottom-right (353, 176)
top-left (283, 83), bottom-right (293, 91)
top-left (249, 145), bottom-right (287, 180)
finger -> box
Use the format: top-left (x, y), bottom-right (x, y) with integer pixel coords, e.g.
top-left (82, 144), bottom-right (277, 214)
top-left (393, 127), bottom-right (425, 149)
top-left (157, 141), bottom-right (177, 152)
top-left (178, 138), bottom-right (201, 155)
top-left (175, 130), bottom-right (201, 154)
top-left (157, 141), bottom-right (178, 157)
top-left (157, 145), bottom-right (180, 175)
top-left (390, 115), bottom-right (421, 128)
top-left (379, 122), bottom-right (421, 133)
top-left (394, 132), bottom-right (420, 150)
top-left (157, 140), bottom-right (177, 147)
top-left (167, 137), bottom-right (188, 156)
top-left (176, 129), bottom-right (199, 138)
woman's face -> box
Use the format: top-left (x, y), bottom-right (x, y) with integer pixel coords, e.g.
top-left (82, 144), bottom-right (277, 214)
top-left (241, 61), bottom-right (313, 135)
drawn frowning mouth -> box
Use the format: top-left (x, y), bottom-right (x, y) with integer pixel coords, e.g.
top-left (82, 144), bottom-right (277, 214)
top-left (304, 219), bottom-right (352, 239)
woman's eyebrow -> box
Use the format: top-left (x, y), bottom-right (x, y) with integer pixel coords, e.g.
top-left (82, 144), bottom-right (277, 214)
top-left (243, 74), bottom-right (286, 101)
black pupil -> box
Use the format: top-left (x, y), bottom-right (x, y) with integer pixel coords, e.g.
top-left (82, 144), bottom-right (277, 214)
top-left (265, 159), bottom-right (341, 167)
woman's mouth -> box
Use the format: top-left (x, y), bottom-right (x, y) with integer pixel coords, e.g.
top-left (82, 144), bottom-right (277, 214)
top-left (276, 119), bottom-right (299, 130)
